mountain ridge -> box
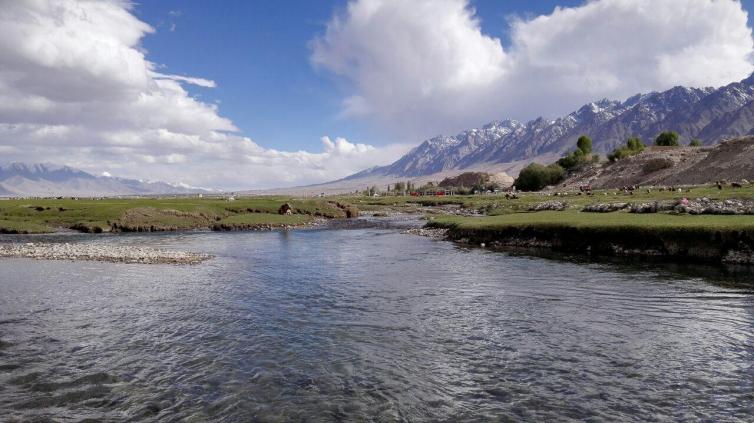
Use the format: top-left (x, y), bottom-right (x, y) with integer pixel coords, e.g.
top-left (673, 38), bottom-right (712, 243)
top-left (348, 74), bottom-right (754, 179)
top-left (0, 162), bottom-right (211, 197)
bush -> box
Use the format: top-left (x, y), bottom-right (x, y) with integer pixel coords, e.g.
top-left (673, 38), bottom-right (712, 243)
top-left (557, 135), bottom-right (593, 170)
top-left (689, 139), bottom-right (702, 147)
top-left (514, 163), bottom-right (565, 191)
top-left (655, 131), bottom-right (680, 146)
top-left (642, 158), bottom-right (674, 174)
top-left (576, 135), bottom-right (592, 154)
top-left (608, 137), bottom-right (645, 162)
top-left (626, 137), bottom-right (645, 152)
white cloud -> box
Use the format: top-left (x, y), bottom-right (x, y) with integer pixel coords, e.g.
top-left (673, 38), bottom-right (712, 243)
top-left (0, 0), bottom-right (407, 189)
top-left (312, 0), bottom-right (754, 138)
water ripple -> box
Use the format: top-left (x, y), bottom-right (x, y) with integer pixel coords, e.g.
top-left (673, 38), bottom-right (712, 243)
top-left (1, 229), bottom-right (753, 421)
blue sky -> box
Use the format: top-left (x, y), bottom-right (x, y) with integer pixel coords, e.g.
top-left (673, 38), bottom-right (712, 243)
top-left (133, 0), bottom-right (594, 151)
top-left (3, 0), bottom-right (754, 188)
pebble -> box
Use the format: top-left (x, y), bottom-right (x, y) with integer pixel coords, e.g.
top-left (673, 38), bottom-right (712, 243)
top-left (0, 242), bottom-right (211, 265)
top-left (403, 228), bottom-right (448, 240)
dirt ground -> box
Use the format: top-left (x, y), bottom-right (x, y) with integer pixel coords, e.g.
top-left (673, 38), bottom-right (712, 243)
top-left (558, 137), bottom-right (754, 189)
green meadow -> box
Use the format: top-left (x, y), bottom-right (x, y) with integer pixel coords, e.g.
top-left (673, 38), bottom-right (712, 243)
top-left (0, 196), bottom-right (349, 233)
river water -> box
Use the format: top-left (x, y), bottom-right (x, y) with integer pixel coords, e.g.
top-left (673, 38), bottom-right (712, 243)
top-left (1, 222), bottom-right (754, 421)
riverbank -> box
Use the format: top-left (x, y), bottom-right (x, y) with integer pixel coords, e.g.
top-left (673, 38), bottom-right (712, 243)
top-left (427, 211), bottom-right (754, 264)
top-left (0, 242), bottom-right (210, 264)
top-left (0, 197), bottom-right (357, 234)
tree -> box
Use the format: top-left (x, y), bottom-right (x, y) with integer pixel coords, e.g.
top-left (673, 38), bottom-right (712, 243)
top-left (557, 135), bottom-right (593, 170)
top-left (626, 137), bottom-right (644, 152)
top-left (514, 163), bottom-right (565, 191)
top-left (576, 135), bottom-right (592, 154)
top-left (394, 181), bottom-right (405, 193)
top-left (689, 139), bottom-right (702, 147)
top-left (608, 137), bottom-right (645, 162)
top-left (655, 131), bottom-right (680, 147)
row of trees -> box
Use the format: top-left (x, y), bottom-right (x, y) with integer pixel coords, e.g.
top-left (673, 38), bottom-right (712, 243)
top-left (363, 181), bottom-right (419, 196)
top-left (514, 131), bottom-right (704, 191)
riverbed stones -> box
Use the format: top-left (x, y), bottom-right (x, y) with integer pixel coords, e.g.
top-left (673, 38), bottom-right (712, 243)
top-left (582, 203), bottom-right (628, 213)
top-left (528, 201), bottom-right (567, 211)
top-left (674, 198), bottom-right (754, 215)
top-left (629, 201), bottom-right (676, 213)
top-left (403, 228), bottom-right (448, 239)
top-left (0, 243), bottom-right (210, 265)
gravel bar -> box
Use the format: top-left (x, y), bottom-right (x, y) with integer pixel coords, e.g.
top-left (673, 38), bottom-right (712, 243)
top-left (0, 243), bottom-right (211, 265)
top-left (403, 228), bottom-right (449, 239)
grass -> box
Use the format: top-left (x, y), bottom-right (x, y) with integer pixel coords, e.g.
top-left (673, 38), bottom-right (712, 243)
top-left (0, 197), bottom-right (350, 233)
top-left (343, 184), bottom-right (754, 216)
top-left (427, 209), bottom-right (754, 263)
top-left (0, 218), bottom-right (51, 234)
top-left (1, 183), bottom-right (752, 234)
top-left (429, 210), bottom-right (754, 233)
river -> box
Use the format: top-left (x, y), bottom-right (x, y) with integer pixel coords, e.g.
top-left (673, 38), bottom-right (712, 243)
top-left (1, 222), bottom-right (753, 421)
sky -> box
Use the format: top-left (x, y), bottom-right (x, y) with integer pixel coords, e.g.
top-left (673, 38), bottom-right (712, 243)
top-left (2, 0), bottom-right (754, 189)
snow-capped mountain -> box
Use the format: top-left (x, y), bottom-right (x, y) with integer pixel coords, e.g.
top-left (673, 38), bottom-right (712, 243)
top-left (349, 74), bottom-right (754, 179)
top-left (0, 163), bottom-right (211, 197)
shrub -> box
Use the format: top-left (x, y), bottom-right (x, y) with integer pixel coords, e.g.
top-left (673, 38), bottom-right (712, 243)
top-left (642, 158), bottom-right (674, 174)
top-left (514, 163), bottom-right (565, 191)
top-left (576, 135), bottom-right (592, 154)
top-left (689, 139), bottom-right (702, 147)
top-left (608, 137), bottom-right (645, 162)
top-left (557, 135), bottom-right (593, 170)
top-left (626, 137), bottom-right (645, 152)
top-left (655, 131), bottom-right (680, 146)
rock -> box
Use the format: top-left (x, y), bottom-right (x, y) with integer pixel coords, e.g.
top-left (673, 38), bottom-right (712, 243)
top-left (403, 228), bottom-right (448, 239)
top-left (528, 201), bottom-right (567, 211)
top-left (582, 203), bottom-right (628, 213)
top-left (0, 243), bottom-right (210, 265)
top-left (629, 201), bottom-right (676, 213)
top-left (278, 203), bottom-right (294, 215)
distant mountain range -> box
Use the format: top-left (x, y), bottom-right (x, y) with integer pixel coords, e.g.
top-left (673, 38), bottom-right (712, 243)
top-left (0, 163), bottom-right (210, 197)
top-left (349, 73), bottom-right (754, 179)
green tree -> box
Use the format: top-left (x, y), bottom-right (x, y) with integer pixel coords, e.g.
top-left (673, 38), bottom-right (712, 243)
top-left (514, 163), bottom-right (565, 191)
top-left (655, 131), bottom-right (680, 147)
top-left (608, 136), bottom-right (646, 162)
top-left (394, 181), bottom-right (405, 193)
top-left (576, 135), bottom-right (592, 154)
top-left (626, 137), bottom-right (645, 152)
top-left (689, 138), bottom-right (702, 147)
top-left (557, 135), bottom-right (594, 170)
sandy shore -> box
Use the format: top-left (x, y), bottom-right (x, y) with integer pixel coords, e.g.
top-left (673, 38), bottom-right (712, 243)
top-left (0, 242), bottom-right (211, 265)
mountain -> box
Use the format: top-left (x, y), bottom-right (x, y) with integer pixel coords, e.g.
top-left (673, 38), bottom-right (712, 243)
top-left (0, 163), bottom-right (211, 197)
top-left (349, 74), bottom-right (754, 179)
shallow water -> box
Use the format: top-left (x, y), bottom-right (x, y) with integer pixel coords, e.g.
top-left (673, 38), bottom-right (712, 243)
top-left (1, 224), bottom-right (754, 421)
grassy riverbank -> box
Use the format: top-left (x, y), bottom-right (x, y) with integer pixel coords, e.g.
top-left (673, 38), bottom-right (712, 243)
top-left (0, 197), bottom-right (355, 234)
top-left (347, 184), bottom-right (754, 215)
top-left (427, 210), bottom-right (754, 264)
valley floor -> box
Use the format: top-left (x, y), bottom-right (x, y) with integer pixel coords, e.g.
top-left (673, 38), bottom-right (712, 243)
top-left (2, 183), bottom-right (754, 264)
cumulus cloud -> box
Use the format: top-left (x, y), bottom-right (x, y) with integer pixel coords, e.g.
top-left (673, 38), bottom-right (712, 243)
top-left (0, 0), bottom-right (406, 189)
top-left (312, 0), bottom-right (754, 138)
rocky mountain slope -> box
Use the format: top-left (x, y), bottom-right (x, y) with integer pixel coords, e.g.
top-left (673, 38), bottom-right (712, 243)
top-left (0, 163), bottom-right (210, 197)
top-left (350, 74), bottom-right (754, 179)
top-left (558, 137), bottom-right (754, 190)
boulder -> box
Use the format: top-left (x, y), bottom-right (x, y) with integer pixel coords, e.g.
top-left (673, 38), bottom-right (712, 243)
top-left (278, 203), bottom-right (294, 215)
top-left (528, 201), bottom-right (567, 211)
top-left (582, 203), bottom-right (628, 213)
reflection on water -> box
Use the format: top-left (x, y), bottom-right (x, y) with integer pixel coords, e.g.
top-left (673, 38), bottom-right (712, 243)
top-left (1, 226), bottom-right (754, 421)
